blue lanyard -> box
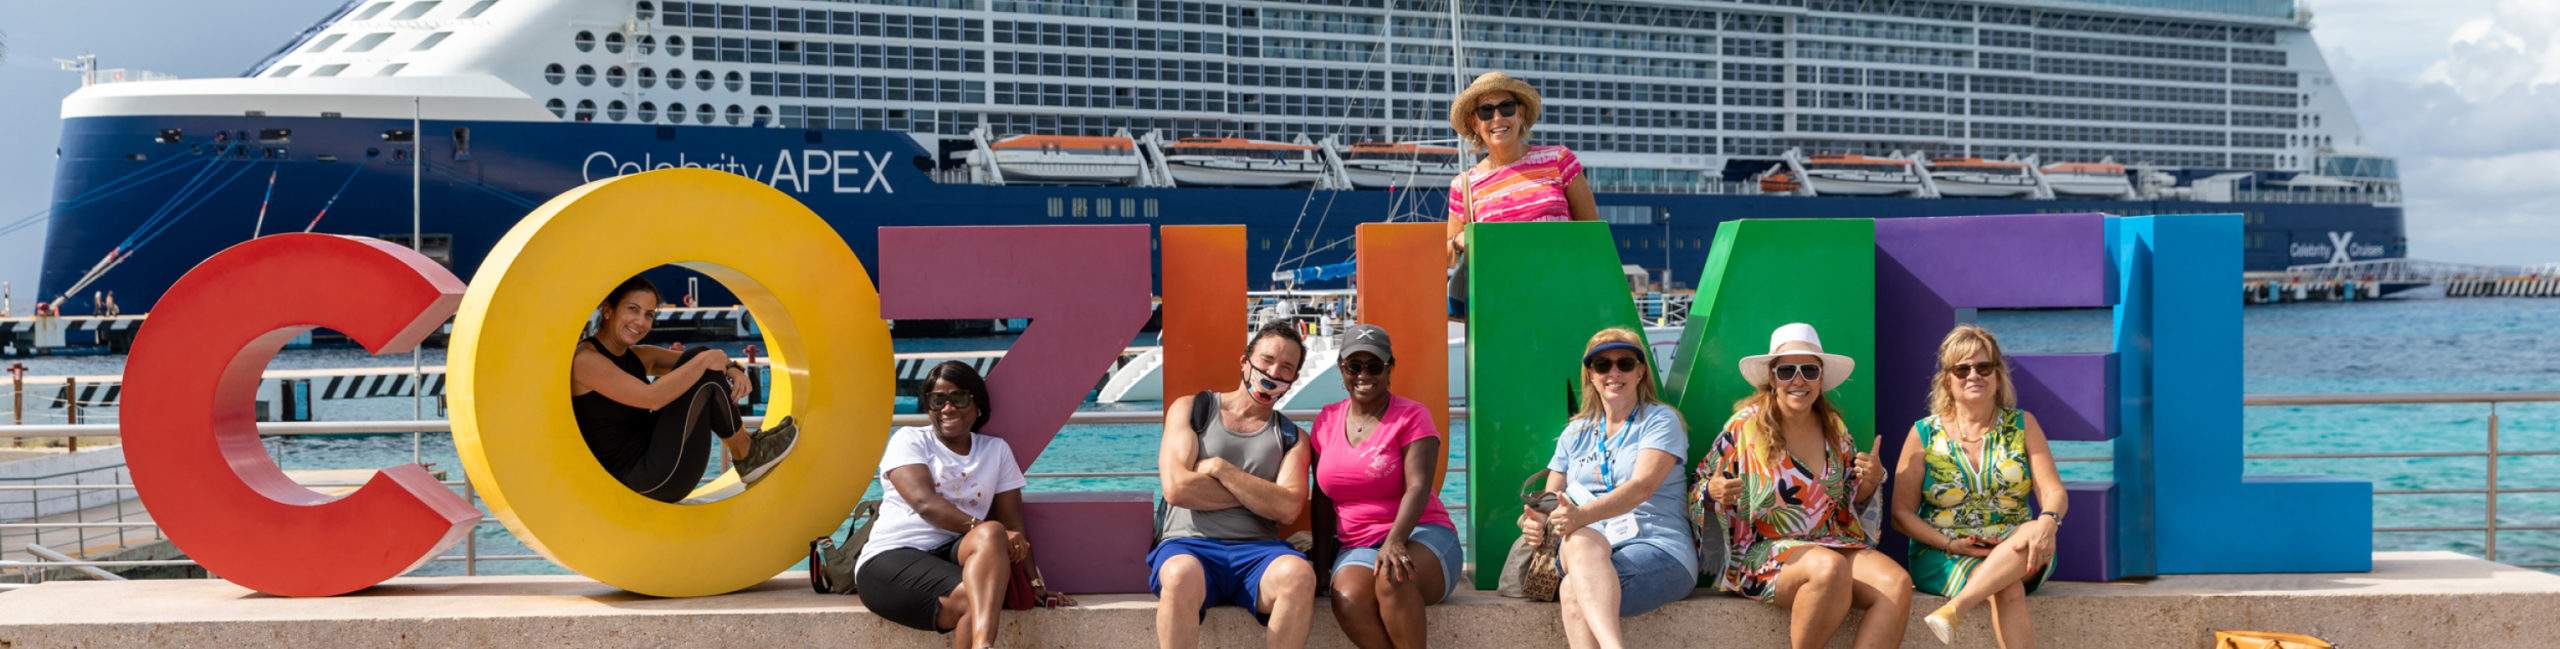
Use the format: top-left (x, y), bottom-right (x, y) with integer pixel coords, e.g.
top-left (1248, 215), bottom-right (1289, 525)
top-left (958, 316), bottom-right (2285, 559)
top-left (1584, 409), bottom-right (1642, 493)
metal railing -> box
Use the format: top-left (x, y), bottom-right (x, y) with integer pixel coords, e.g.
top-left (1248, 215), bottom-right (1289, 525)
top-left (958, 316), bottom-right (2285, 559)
top-left (4, 393), bottom-right (2554, 579)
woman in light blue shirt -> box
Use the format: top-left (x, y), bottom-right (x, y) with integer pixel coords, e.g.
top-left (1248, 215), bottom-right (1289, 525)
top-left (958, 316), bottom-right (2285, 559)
top-left (1517, 327), bottom-right (1695, 649)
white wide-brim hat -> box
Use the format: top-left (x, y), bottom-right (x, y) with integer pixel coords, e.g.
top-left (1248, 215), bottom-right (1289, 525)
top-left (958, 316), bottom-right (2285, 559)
top-left (1738, 322), bottom-right (1855, 392)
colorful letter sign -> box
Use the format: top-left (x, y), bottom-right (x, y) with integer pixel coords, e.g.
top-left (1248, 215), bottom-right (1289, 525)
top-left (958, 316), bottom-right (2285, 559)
top-left (446, 168), bottom-right (893, 597)
top-left (122, 234), bottom-right (481, 597)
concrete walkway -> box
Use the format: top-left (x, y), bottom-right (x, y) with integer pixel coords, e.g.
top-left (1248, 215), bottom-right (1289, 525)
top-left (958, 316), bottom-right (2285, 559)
top-left (2, 552), bottom-right (2552, 648)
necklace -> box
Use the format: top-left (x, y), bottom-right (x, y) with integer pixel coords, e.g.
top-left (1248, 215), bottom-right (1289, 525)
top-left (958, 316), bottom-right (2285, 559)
top-left (1950, 413), bottom-right (1997, 443)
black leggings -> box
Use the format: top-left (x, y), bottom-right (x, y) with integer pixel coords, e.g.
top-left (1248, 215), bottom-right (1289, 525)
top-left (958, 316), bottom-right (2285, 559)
top-left (614, 347), bottom-right (741, 503)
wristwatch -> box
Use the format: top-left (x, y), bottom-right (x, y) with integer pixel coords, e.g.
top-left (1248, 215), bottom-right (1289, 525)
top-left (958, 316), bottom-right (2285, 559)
top-left (2038, 511), bottom-right (2064, 523)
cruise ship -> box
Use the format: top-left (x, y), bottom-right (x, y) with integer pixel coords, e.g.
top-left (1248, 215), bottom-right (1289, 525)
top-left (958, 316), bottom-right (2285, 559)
top-left (35, 0), bottom-right (2407, 313)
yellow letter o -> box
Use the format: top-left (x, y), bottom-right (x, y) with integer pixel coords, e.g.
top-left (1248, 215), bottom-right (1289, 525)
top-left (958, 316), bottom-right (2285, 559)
top-left (448, 168), bottom-right (890, 596)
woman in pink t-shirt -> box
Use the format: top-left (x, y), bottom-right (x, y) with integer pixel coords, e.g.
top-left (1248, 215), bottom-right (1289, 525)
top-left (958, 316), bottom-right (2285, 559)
top-left (1312, 324), bottom-right (1463, 649)
top-left (1445, 71), bottom-right (1599, 259)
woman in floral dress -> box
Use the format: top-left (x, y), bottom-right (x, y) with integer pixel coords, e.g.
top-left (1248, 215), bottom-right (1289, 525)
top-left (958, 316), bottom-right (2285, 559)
top-left (1890, 324), bottom-right (2065, 648)
top-left (1698, 323), bottom-right (1909, 649)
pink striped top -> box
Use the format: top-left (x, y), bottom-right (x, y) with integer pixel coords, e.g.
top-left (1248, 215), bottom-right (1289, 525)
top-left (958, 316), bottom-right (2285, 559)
top-left (1447, 145), bottom-right (1583, 224)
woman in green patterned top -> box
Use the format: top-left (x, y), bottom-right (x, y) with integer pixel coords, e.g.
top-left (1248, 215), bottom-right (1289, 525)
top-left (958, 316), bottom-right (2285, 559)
top-left (1889, 324), bottom-right (2066, 648)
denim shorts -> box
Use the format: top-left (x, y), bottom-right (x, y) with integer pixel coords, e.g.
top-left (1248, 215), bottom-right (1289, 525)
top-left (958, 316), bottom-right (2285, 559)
top-left (1330, 523), bottom-right (1466, 598)
top-left (1598, 542), bottom-right (1695, 617)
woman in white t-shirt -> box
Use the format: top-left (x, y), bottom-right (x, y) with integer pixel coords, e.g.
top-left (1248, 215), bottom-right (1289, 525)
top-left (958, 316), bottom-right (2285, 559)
top-left (853, 362), bottom-right (1038, 648)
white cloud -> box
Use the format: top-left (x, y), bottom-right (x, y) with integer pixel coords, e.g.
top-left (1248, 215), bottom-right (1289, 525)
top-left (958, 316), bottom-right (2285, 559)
top-left (2318, 0), bottom-right (2560, 263)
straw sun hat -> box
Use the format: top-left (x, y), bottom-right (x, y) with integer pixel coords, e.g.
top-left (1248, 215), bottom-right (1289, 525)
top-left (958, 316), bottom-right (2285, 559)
top-left (1447, 71), bottom-right (1543, 148)
top-left (1738, 323), bottom-right (1856, 393)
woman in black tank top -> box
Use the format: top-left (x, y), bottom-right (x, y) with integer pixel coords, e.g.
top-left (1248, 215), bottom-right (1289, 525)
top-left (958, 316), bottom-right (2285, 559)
top-left (570, 276), bottom-right (798, 503)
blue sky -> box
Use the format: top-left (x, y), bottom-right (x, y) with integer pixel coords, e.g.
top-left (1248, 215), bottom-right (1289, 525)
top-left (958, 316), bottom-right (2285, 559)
top-left (1, 0), bottom-right (2554, 308)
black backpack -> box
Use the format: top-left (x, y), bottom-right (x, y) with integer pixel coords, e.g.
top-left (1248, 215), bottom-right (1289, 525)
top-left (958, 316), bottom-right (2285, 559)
top-left (1156, 390), bottom-right (1300, 540)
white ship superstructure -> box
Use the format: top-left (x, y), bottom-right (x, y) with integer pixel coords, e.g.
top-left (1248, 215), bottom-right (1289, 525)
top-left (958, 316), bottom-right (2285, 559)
top-left (227, 0), bottom-right (2399, 199)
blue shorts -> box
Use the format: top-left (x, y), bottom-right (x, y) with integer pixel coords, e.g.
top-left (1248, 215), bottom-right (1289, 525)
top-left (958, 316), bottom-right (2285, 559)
top-left (1587, 542), bottom-right (1695, 617)
top-left (1331, 523), bottom-right (1466, 598)
top-left (1148, 537), bottom-right (1307, 625)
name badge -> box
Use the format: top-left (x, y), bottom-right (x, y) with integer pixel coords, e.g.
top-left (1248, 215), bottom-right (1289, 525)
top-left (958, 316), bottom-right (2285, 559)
top-left (1599, 513), bottom-right (1639, 545)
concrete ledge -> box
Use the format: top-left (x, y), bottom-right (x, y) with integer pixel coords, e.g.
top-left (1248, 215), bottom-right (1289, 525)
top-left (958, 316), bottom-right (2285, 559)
top-left (1, 552), bottom-right (2553, 648)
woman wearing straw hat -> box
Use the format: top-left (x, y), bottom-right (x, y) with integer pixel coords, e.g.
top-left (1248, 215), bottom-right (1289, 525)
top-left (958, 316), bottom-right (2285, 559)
top-left (1444, 71), bottom-right (1598, 260)
top-left (1891, 324), bottom-right (2064, 648)
top-left (1699, 323), bottom-right (1911, 649)
top-left (1519, 327), bottom-right (1696, 649)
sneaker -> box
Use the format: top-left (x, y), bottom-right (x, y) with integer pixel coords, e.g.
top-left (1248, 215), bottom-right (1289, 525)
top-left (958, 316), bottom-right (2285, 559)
top-left (808, 537), bottom-right (836, 594)
top-left (735, 416), bottom-right (799, 485)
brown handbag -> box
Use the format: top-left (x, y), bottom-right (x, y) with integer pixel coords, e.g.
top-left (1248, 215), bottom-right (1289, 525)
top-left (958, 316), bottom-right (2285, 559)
top-left (1515, 470), bottom-right (1565, 602)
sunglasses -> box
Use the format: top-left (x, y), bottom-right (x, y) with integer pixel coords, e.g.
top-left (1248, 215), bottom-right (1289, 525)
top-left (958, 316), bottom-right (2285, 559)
top-left (1771, 363), bottom-right (1823, 383)
top-left (1340, 358), bottom-right (1390, 377)
top-left (1585, 355), bottom-right (1644, 374)
top-left (922, 391), bottom-right (976, 412)
top-left (1946, 361), bottom-right (2001, 379)
top-left (1473, 99), bottom-right (1522, 121)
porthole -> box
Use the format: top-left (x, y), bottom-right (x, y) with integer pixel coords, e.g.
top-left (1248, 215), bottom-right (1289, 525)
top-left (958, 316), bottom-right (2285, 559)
top-left (636, 1), bottom-right (656, 22)
top-left (638, 35), bottom-right (657, 55)
top-left (723, 71), bottom-right (743, 92)
top-left (574, 64), bottom-right (596, 86)
top-left (667, 35), bottom-right (685, 57)
top-left (606, 66), bottom-right (627, 87)
top-left (546, 98), bottom-right (567, 119)
top-left (752, 105), bottom-right (771, 127)
top-left (724, 104), bottom-right (744, 126)
top-left (666, 67), bottom-right (686, 90)
top-left (696, 103), bottom-right (715, 125)
top-left (669, 102), bottom-right (690, 122)
top-left (544, 63), bottom-right (565, 85)
top-left (606, 100), bottom-right (628, 122)
top-left (604, 32), bottom-right (626, 54)
top-left (695, 69), bottom-right (713, 88)
top-left (574, 31), bottom-right (596, 52)
top-left (574, 99), bottom-right (597, 122)
top-left (637, 67), bottom-right (657, 89)
top-left (637, 101), bottom-right (659, 122)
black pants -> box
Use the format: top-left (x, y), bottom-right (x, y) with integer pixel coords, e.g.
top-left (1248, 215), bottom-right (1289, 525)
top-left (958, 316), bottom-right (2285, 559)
top-left (858, 540), bottom-right (965, 632)
top-left (612, 347), bottom-right (740, 503)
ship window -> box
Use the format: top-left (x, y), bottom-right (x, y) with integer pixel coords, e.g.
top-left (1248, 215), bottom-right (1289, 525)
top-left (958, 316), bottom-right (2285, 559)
top-left (605, 32), bottom-right (627, 54)
top-left (636, 1), bottom-right (656, 22)
top-left (669, 102), bottom-right (689, 122)
top-left (575, 64), bottom-right (596, 86)
top-left (546, 98), bottom-right (567, 118)
top-left (724, 71), bottom-right (744, 92)
top-left (461, 0), bottom-right (496, 18)
top-left (637, 67), bottom-right (657, 88)
top-left (606, 66), bottom-right (627, 87)
top-left (451, 127), bottom-right (471, 160)
top-left (753, 105), bottom-right (771, 127)
top-left (696, 103), bottom-right (715, 124)
top-left (314, 63), bottom-right (350, 77)
top-left (379, 63), bottom-right (407, 76)
top-left (637, 35), bottom-right (657, 55)
top-left (574, 31), bottom-right (596, 52)
top-left (268, 65), bottom-right (301, 78)
top-left (607, 100), bottom-right (628, 122)
top-left (415, 32), bottom-right (452, 51)
top-left (348, 33), bottom-right (393, 53)
top-left (574, 99), bottom-right (597, 122)
top-left (637, 101), bottom-right (658, 122)
top-left (725, 104), bottom-right (744, 126)
top-left (356, 2), bottom-right (394, 19)
top-left (665, 67), bottom-right (685, 89)
top-left (393, 1), bottom-right (440, 20)
top-left (544, 63), bottom-right (565, 84)
top-left (696, 69), bottom-right (713, 88)
top-left (308, 34), bottom-right (346, 53)
top-left (666, 35), bottom-right (685, 57)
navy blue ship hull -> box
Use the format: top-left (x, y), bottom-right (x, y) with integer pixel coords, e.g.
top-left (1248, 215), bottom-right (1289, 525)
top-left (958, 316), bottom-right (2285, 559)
top-left (40, 116), bottom-right (2407, 313)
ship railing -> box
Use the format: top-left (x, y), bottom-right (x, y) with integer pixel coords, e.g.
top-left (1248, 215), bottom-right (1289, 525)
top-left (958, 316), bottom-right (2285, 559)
top-left (4, 392), bottom-right (2553, 581)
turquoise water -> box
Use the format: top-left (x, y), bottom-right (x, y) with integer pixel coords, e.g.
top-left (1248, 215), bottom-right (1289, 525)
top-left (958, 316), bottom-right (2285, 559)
top-left (16, 299), bottom-right (2558, 575)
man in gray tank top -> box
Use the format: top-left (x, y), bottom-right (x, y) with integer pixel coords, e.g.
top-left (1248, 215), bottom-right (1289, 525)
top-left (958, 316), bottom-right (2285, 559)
top-left (1149, 324), bottom-right (1318, 649)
